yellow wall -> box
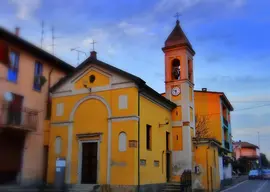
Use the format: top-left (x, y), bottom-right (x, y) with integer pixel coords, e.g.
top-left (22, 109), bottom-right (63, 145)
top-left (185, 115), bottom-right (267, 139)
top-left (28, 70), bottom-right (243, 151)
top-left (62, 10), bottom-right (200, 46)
top-left (139, 96), bottom-right (172, 184)
top-left (194, 92), bottom-right (222, 143)
top-left (111, 120), bottom-right (138, 185)
top-left (172, 106), bottom-right (182, 121)
top-left (194, 143), bottom-right (220, 191)
top-left (172, 127), bottom-right (183, 151)
top-left (47, 68), bottom-right (140, 185)
top-left (47, 125), bottom-right (69, 183)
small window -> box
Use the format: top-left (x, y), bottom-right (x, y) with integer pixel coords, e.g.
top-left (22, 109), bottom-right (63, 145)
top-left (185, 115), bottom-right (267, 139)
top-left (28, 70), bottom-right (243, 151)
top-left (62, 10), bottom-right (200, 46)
top-left (146, 124), bottom-right (152, 150)
top-left (118, 132), bottom-right (127, 152)
top-left (56, 103), bottom-right (64, 116)
top-left (154, 160), bottom-right (159, 167)
top-left (55, 136), bottom-right (62, 155)
top-left (118, 95), bottom-right (128, 109)
top-left (33, 61), bottom-right (43, 91)
top-left (140, 159), bottom-right (146, 166)
top-left (188, 59), bottom-right (193, 81)
top-left (7, 51), bottom-right (19, 82)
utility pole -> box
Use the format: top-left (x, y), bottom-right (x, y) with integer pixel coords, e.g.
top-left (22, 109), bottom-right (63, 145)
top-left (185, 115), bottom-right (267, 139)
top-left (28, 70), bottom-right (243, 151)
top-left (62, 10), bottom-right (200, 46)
top-left (51, 26), bottom-right (55, 55)
top-left (258, 132), bottom-right (262, 169)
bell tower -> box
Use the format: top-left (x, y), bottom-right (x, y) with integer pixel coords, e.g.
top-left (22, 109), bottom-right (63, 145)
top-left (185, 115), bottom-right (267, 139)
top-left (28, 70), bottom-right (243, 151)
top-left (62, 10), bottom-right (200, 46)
top-left (162, 19), bottom-right (195, 181)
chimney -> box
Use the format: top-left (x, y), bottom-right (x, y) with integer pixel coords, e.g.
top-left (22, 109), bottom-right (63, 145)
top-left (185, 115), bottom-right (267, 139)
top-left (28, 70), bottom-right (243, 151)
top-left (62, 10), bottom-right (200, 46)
top-left (15, 27), bottom-right (20, 36)
top-left (202, 88), bottom-right (207, 92)
top-left (90, 51), bottom-right (97, 59)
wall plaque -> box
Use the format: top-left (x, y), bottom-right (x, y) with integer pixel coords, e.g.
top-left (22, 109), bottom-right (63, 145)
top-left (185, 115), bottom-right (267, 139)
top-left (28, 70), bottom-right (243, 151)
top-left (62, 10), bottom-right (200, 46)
top-left (129, 140), bottom-right (137, 148)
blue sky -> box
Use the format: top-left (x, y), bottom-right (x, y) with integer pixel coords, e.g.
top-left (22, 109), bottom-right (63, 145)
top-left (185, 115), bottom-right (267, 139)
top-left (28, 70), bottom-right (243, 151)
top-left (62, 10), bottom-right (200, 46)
top-left (1, 0), bottom-right (270, 158)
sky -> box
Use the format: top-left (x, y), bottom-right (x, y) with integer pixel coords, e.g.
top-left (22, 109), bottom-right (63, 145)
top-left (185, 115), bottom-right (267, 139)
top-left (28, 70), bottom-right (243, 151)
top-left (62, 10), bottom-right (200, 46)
top-left (0, 0), bottom-right (270, 158)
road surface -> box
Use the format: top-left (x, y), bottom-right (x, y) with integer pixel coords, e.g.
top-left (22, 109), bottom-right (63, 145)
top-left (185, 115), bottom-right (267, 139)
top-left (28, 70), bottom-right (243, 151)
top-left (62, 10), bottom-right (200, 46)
top-left (221, 180), bottom-right (270, 192)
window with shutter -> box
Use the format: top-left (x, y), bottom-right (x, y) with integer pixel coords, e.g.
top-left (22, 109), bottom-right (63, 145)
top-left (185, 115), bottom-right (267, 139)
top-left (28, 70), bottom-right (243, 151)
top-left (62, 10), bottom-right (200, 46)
top-left (7, 51), bottom-right (19, 82)
top-left (33, 61), bottom-right (43, 91)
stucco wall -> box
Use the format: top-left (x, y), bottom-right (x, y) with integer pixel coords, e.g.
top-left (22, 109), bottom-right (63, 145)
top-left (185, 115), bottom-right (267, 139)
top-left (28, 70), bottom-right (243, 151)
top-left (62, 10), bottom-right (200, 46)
top-left (193, 143), bottom-right (220, 191)
top-left (234, 148), bottom-right (258, 160)
top-left (139, 96), bottom-right (172, 184)
top-left (194, 92), bottom-right (222, 143)
top-left (0, 41), bottom-right (68, 185)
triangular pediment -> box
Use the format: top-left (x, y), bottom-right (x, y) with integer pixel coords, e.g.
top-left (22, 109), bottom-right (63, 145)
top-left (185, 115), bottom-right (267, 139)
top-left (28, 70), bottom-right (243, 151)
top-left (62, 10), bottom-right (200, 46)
top-left (52, 60), bottom-right (136, 95)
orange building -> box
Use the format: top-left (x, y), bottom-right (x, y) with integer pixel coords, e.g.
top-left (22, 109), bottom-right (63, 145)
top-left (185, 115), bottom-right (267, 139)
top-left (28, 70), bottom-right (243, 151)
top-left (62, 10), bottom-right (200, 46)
top-left (194, 89), bottom-right (234, 151)
top-left (0, 27), bottom-right (74, 186)
top-left (194, 88), bottom-right (234, 189)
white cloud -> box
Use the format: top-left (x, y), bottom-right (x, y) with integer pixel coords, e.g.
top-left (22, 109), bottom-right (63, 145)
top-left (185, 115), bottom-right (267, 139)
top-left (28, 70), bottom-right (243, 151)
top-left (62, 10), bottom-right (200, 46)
top-left (107, 45), bottom-right (117, 56)
top-left (118, 21), bottom-right (147, 36)
top-left (82, 29), bottom-right (109, 45)
top-left (9, 0), bottom-right (41, 20)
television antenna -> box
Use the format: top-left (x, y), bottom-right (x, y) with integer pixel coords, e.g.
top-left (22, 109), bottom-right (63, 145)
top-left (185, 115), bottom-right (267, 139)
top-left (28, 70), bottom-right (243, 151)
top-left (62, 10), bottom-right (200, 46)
top-left (40, 21), bottom-right (45, 48)
top-left (71, 47), bottom-right (87, 65)
top-left (49, 26), bottom-right (63, 55)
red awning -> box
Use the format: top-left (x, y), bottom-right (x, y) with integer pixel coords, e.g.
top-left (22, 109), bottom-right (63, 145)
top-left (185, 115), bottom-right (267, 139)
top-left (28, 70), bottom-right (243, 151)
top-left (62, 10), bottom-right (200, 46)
top-left (0, 40), bottom-right (10, 67)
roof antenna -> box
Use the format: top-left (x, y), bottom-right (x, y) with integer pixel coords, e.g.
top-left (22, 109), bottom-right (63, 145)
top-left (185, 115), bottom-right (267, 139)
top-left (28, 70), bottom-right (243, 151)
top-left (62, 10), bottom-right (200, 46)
top-left (40, 21), bottom-right (44, 48)
top-left (49, 26), bottom-right (63, 55)
top-left (71, 47), bottom-right (87, 65)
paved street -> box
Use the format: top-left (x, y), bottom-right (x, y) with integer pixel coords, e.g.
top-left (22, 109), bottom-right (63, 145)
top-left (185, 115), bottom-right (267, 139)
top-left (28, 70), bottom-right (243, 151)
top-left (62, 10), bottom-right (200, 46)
top-left (221, 180), bottom-right (270, 192)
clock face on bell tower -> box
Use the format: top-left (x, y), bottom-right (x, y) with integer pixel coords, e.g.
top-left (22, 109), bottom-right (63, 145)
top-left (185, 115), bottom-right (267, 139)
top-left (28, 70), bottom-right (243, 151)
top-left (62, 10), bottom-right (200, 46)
top-left (171, 86), bottom-right (181, 96)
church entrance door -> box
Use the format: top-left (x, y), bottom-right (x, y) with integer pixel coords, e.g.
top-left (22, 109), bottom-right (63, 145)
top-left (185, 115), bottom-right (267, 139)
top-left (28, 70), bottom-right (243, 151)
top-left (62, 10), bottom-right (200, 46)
top-left (81, 142), bottom-right (98, 184)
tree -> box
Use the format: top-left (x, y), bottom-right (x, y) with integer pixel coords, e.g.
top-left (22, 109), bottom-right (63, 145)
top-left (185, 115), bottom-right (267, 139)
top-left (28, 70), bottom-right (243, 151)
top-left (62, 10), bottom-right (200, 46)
top-left (260, 153), bottom-right (270, 168)
top-left (194, 114), bottom-right (212, 139)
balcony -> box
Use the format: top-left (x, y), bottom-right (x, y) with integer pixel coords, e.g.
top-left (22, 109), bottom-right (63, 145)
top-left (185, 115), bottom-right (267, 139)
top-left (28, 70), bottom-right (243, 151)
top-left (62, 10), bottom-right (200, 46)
top-left (0, 104), bottom-right (38, 131)
top-left (225, 141), bottom-right (230, 150)
top-left (223, 117), bottom-right (228, 127)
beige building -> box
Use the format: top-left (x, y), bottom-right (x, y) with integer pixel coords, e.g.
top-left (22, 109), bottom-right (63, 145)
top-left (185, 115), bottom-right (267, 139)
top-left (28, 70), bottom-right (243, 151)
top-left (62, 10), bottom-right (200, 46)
top-left (0, 27), bottom-right (74, 186)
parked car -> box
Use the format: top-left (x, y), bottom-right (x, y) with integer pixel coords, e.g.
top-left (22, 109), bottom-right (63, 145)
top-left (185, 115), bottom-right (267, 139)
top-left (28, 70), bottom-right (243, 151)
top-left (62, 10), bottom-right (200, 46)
top-left (262, 169), bottom-right (270, 180)
top-left (248, 170), bottom-right (262, 180)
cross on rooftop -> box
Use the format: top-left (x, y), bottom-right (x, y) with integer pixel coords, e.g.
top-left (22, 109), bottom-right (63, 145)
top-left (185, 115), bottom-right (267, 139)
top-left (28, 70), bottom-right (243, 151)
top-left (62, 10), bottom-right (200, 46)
top-left (174, 12), bottom-right (182, 20)
top-left (90, 40), bottom-right (97, 51)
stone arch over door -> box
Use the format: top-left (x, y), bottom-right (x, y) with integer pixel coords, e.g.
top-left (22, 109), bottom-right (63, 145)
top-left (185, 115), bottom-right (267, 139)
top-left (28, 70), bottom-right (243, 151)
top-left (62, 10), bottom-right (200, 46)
top-left (67, 95), bottom-right (112, 184)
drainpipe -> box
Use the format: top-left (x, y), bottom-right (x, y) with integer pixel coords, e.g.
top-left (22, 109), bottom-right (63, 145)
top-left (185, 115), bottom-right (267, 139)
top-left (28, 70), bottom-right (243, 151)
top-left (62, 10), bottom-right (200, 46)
top-left (206, 144), bottom-right (210, 191)
top-left (137, 88), bottom-right (142, 192)
top-left (46, 68), bottom-right (54, 119)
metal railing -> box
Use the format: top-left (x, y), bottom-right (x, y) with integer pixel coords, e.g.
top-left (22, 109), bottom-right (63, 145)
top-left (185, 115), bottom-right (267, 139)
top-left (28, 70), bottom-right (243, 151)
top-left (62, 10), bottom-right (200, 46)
top-left (225, 141), bottom-right (230, 150)
top-left (0, 104), bottom-right (38, 131)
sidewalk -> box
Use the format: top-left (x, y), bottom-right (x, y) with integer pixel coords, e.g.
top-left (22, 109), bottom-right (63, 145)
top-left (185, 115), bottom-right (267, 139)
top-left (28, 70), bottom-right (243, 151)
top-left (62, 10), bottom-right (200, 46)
top-left (220, 175), bottom-right (248, 191)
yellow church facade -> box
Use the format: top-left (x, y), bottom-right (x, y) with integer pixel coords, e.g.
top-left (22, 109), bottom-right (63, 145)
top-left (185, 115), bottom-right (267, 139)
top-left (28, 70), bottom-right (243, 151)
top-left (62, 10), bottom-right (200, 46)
top-left (45, 51), bottom-right (177, 189)
top-left (44, 20), bottom-right (223, 191)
